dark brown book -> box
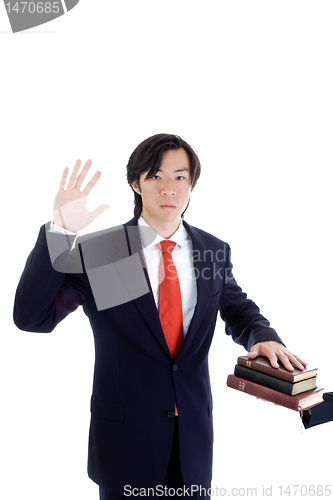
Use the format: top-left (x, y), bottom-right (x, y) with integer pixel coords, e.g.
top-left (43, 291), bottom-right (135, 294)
top-left (237, 356), bottom-right (317, 383)
top-left (227, 374), bottom-right (324, 411)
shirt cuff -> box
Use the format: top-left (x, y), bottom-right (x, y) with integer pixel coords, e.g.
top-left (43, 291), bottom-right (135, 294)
top-left (49, 221), bottom-right (77, 236)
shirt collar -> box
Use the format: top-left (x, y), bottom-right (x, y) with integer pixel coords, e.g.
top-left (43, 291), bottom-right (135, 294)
top-left (138, 216), bottom-right (189, 249)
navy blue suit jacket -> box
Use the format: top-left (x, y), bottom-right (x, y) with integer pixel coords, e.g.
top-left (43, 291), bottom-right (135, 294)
top-left (14, 218), bottom-right (283, 492)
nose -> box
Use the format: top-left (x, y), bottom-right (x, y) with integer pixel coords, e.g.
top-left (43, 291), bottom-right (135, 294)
top-left (161, 180), bottom-right (176, 196)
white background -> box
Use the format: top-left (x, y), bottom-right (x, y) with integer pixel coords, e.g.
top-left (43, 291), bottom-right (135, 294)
top-left (1, 1), bottom-right (332, 499)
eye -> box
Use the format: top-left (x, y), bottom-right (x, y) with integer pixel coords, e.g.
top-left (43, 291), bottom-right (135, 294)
top-left (151, 175), bottom-right (161, 180)
top-left (176, 175), bottom-right (186, 180)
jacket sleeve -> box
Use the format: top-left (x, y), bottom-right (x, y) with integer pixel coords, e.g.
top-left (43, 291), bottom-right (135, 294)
top-left (302, 392), bottom-right (333, 429)
top-left (219, 243), bottom-right (284, 351)
top-left (13, 223), bottom-right (91, 333)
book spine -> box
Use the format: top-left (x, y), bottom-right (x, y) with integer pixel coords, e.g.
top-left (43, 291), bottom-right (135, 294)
top-left (227, 374), bottom-right (299, 411)
top-left (234, 365), bottom-right (294, 395)
top-left (237, 357), bottom-right (294, 382)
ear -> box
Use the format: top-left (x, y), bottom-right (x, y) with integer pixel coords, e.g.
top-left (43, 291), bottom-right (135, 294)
top-left (131, 181), bottom-right (141, 195)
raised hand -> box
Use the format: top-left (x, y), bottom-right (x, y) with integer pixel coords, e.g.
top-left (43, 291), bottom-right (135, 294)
top-left (53, 159), bottom-right (110, 233)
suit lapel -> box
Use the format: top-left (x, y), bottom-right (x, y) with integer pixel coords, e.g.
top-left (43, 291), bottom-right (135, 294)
top-left (175, 221), bottom-right (215, 361)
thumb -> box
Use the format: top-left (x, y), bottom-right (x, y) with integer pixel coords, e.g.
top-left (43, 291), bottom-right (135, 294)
top-left (91, 204), bottom-right (110, 218)
top-left (247, 349), bottom-right (259, 359)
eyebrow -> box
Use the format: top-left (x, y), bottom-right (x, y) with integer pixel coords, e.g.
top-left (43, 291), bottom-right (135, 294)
top-left (157, 168), bottom-right (189, 173)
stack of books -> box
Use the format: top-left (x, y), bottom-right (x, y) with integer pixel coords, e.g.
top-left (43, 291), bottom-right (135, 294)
top-left (227, 356), bottom-right (324, 411)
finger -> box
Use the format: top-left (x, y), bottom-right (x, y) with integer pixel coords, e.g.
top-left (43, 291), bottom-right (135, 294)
top-left (59, 167), bottom-right (69, 190)
top-left (75, 159), bottom-right (93, 190)
top-left (248, 346), bottom-right (279, 368)
top-left (68, 160), bottom-right (82, 188)
top-left (266, 353), bottom-right (280, 369)
top-left (293, 354), bottom-right (308, 367)
top-left (277, 352), bottom-right (294, 371)
top-left (83, 170), bottom-right (102, 195)
top-left (287, 353), bottom-right (306, 370)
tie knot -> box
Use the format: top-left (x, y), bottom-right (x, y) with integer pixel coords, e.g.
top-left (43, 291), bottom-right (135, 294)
top-left (159, 240), bottom-right (176, 255)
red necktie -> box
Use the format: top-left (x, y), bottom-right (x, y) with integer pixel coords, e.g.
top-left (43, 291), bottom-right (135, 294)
top-left (158, 240), bottom-right (183, 416)
top-left (158, 240), bottom-right (183, 358)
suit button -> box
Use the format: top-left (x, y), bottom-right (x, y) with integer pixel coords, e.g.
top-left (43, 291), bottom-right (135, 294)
top-left (167, 411), bottom-right (175, 418)
top-left (173, 364), bottom-right (178, 371)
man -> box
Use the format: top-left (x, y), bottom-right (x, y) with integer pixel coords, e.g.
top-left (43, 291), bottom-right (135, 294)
top-left (14, 134), bottom-right (306, 499)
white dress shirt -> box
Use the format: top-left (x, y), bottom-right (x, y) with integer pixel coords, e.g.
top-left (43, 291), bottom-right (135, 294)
top-left (49, 217), bottom-right (198, 337)
top-left (138, 216), bottom-right (197, 337)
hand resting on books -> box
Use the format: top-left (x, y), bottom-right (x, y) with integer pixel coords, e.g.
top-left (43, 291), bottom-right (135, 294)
top-left (247, 341), bottom-right (307, 372)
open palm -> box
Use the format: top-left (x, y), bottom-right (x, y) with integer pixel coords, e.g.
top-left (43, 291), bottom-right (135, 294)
top-left (53, 159), bottom-right (110, 233)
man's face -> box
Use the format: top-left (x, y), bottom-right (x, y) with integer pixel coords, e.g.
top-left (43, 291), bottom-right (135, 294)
top-left (131, 148), bottom-right (192, 227)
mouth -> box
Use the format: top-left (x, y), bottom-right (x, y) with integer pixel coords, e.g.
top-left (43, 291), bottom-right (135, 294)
top-left (160, 204), bottom-right (176, 209)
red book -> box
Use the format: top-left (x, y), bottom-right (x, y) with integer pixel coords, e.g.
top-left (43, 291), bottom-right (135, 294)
top-left (227, 374), bottom-right (324, 411)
